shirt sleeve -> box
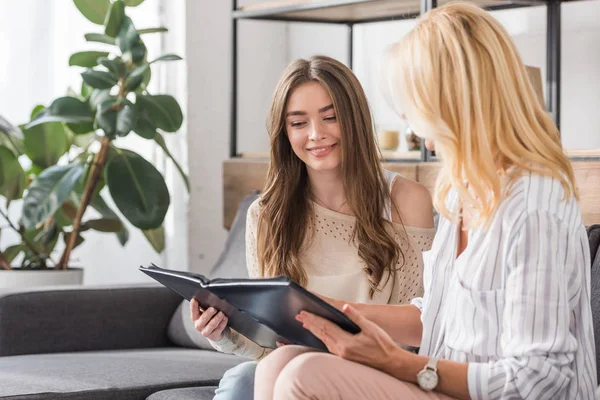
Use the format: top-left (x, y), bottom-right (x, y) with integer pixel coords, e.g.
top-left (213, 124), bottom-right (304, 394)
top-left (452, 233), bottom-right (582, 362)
top-left (467, 211), bottom-right (580, 399)
top-left (207, 329), bottom-right (273, 360)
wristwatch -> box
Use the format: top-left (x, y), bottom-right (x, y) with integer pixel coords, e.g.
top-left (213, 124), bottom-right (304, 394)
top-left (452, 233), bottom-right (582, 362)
top-left (416, 357), bottom-right (439, 391)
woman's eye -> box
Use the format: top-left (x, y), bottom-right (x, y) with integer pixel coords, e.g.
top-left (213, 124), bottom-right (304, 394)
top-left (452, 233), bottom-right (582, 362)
top-left (324, 116), bottom-right (337, 122)
top-left (290, 121), bottom-right (306, 128)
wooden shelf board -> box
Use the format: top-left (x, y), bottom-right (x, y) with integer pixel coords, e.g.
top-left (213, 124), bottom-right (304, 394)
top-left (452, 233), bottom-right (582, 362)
top-left (239, 150), bottom-right (422, 160)
top-left (234, 0), bottom-right (545, 23)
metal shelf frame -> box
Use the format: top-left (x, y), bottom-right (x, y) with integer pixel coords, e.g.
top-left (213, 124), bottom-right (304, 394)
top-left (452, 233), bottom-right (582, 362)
top-left (230, 0), bottom-right (564, 160)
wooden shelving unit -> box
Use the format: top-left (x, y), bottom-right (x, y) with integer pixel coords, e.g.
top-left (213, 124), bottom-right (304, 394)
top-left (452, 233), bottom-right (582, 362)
top-left (230, 0), bottom-right (582, 161)
top-left (234, 0), bottom-right (542, 23)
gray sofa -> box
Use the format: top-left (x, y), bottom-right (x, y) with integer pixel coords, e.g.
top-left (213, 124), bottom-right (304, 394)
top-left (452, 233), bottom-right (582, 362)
top-left (1, 192), bottom-right (600, 399)
top-left (0, 194), bottom-right (259, 400)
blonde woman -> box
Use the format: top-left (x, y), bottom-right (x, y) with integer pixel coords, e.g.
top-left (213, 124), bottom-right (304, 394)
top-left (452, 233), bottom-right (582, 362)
top-left (189, 55), bottom-right (435, 399)
top-left (254, 3), bottom-right (598, 400)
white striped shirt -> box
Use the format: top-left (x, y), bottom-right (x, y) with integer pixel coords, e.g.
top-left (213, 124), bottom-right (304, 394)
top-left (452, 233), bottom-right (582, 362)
top-left (411, 172), bottom-right (597, 399)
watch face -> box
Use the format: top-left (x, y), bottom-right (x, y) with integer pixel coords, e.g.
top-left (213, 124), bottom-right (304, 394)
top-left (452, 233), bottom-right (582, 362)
top-left (417, 369), bottom-right (439, 391)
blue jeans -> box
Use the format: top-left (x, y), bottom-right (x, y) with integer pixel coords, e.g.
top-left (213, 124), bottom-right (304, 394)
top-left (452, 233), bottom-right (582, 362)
top-left (214, 360), bottom-right (258, 400)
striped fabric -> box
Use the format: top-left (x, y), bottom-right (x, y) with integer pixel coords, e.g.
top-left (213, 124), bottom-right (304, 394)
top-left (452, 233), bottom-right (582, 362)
top-left (411, 171), bottom-right (598, 399)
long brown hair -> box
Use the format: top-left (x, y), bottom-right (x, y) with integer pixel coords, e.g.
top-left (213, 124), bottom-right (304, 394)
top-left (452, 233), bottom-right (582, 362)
top-left (257, 55), bottom-right (403, 297)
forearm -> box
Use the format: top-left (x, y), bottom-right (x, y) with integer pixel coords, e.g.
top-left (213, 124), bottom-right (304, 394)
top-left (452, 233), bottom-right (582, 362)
top-left (384, 350), bottom-right (470, 400)
top-left (349, 302), bottom-right (423, 347)
top-left (208, 327), bottom-right (272, 360)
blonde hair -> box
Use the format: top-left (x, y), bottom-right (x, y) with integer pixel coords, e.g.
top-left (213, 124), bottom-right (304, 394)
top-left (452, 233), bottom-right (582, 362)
top-left (257, 55), bottom-right (403, 297)
top-left (387, 2), bottom-right (577, 226)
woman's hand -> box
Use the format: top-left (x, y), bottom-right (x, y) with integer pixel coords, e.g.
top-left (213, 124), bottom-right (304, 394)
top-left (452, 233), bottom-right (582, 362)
top-left (190, 298), bottom-right (229, 341)
top-left (313, 292), bottom-right (346, 311)
top-left (296, 303), bottom-right (410, 372)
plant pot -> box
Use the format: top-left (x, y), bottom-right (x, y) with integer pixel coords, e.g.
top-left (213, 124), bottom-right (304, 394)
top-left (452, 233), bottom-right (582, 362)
top-left (0, 268), bottom-right (84, 289)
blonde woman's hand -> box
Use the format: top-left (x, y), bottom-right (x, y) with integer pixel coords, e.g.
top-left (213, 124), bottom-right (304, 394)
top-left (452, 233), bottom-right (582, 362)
top-left (190, 298), bottom-right (229, 341)
top-left (296, 304), bottom-right (407, 372)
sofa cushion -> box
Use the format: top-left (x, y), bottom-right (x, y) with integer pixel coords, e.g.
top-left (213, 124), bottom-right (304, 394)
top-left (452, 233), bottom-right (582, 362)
top-left (0, 348), bottom-right (243, 400)
top-left (587, 224), bottom-right (600, 385)
top-left (209, 191), bottom-right (259, 279)
top-left (0, 285), bottom-right (181, 357)
top-left (167, 193), bottom-right (259, 350)
top-left (146, 386), bottom-right (217, 400)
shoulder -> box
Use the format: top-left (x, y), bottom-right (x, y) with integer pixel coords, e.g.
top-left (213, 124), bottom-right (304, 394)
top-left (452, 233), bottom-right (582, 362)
top-left (246, 197), bottom-right (262, 226)
top-left (504, 171), bottom-right (578, 220)
top-left (391, 175), bottom-right (434, 229)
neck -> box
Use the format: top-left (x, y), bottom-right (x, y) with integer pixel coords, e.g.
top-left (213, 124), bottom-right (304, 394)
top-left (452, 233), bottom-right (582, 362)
top-left (307, 167), bottom-right (346, 210)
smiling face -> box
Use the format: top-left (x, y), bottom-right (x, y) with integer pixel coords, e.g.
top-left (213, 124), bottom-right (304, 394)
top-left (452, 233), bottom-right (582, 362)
top-left (285, 81), bottom-right (342, 173)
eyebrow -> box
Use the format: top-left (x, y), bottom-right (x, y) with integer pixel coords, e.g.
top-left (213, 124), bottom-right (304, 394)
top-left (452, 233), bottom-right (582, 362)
top-left (286, 104), bottom-right (334, 117)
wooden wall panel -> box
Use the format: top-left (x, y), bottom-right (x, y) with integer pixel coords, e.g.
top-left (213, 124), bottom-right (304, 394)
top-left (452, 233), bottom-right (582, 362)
top-left (223, 159), bottom-right (269, 229)
top-left (573, 161), bottom-right (600, 225)
top-left (223, 159), bottom-right (600, 228)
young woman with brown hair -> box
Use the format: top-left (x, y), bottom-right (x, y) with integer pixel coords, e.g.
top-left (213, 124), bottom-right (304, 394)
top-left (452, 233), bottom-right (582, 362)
top-left (190, 54), bottom-right (435, 399)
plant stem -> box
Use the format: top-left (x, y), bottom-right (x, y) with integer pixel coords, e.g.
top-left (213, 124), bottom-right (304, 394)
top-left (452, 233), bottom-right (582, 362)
top-left (0, 207), bottom-right (44, 262)
top-left (57, 135), bottom-right (112, 270)
top-left (0, 251), bottom-right (12, 270)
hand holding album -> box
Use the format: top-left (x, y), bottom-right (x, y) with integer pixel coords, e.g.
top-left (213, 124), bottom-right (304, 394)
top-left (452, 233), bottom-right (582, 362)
top-left (139, 264), bottom-right (360, 350)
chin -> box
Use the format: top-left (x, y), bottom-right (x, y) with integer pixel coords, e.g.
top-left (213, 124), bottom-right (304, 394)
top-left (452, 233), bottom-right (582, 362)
top-left (304, 158), bottom-right (341, 173)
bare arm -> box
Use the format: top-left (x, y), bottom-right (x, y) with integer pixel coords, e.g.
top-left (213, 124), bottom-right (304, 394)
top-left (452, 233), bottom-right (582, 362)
top-left (320, 295), bottom-right (423, 347)
top-left (391, 177), bottom-right (434, 229)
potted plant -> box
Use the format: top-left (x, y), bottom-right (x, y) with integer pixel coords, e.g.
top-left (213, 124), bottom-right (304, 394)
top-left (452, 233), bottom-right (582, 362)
top-left (0, 0), bottom-right (188, 288)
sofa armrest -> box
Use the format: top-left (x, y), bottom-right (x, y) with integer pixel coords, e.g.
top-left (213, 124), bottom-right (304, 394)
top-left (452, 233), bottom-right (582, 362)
top-left (0, 284), bottom-right (181, 356)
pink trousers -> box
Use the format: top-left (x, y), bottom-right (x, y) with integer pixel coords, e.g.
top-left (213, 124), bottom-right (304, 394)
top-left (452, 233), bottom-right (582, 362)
top-left (256, 346), bottom-right (456, 400)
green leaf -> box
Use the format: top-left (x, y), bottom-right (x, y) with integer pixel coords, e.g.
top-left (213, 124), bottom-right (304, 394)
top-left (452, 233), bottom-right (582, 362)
top-left (116, 104), bottom-right (136, 137)
top-left (72, 132), bottom-right (97, 149)
top-left (136, 95), bottom-right (183, 132)
top-left (104, 0), bottom-right (125, 37)
top-left (22, 106), bottom-right (70, 168)
top-left (133, 108), bottom-right (156, 139)
top-left (154, 133), bottom-right (190, 193)
top-left (124, 0), bottom-right (145, 6)
top-left (138, 27), bottom-right (168, 35)
top-left (54, 203), bottom-right (75, 228)
top-left (124, 63), bottom-right (148, 91)
top-left (0, 146), bottom-right (26, 203)
top-left (63, 231), bottom-right (85, 249)
top-left (81, 218), bottom-right (123, 232)
top-left (130, 40), bottom-right (147, 63)
top-left (89, 193), bottom-right (129, 245)
top-left (73, 0), bottom-right (111, 25)
top-left (69, 51), bottom-right (110, 68)
top-left (0, 114), bottom-right (25, 156)
top-left (150, 54), bottom-right (182, 63)
top-left (89, 89), bottom-right (112, 111)
top-left (105, 149), bottom-right (169, 229)
top-left (81, 81), bottom-right (94, 99)
top-left (81, 69), bottom-right (118, 90)
top-left (84, 32), bottom-right (116, 45)
top-left (21, 164), bottom-right (85, 230)
top-left (143, 225), bottom-right (164, 253)
top-left (116, 16), bottom-right (139, 53)
top-left (25, 97), bottom-right (93, 128)
top-left (67, 121), bottom-right (95, 135)
top-left (95, 99), bottom-right (118, 138)
top-left (26, 163), bottom-right (45, 178)
top-left (98, 57), bottom-right (122, 76)
top-left (40, 223), bottom-right (60, 254)
top-left (3, 244), bottom-right (25, 263)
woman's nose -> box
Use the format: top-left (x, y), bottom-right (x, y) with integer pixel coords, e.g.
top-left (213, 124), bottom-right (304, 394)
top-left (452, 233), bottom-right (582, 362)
top-left (308, 122), bottom-right (323, 141)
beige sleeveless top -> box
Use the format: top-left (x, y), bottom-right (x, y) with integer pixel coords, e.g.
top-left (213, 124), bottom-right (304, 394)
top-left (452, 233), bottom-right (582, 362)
top-left (208, 169), bottom-right (434, 359)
